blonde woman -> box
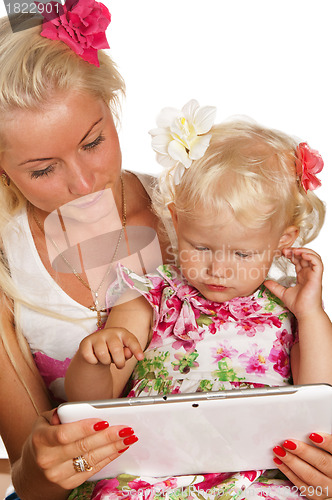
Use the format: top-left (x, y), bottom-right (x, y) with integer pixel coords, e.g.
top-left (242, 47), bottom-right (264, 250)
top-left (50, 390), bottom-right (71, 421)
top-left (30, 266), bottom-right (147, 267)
top-left (66, 109), bottom-right (332, 499)
top-left (0, 4), bottom-right (168, 499)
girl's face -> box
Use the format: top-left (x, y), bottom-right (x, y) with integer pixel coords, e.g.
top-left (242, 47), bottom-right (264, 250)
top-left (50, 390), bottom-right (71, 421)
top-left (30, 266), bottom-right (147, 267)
top-left (0, 90), bottom-right (122, 214)
top-left (171, 207), bottom-right (297, 302)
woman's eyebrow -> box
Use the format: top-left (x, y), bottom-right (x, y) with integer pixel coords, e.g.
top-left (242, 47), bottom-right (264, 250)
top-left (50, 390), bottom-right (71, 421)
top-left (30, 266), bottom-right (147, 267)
top-left (18, 118), bottom-right (104, 166)
top-left (79, 117), bottom-right (103, 144)
top-left (19, 156), bottom-right (54, 166)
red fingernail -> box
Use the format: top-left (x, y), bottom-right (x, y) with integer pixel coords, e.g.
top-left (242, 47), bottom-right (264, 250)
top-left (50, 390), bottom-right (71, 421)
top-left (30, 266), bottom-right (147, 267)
top-left (283, 440), bottom-right (297, 451)
top-left (51, 408), bottom-right (61, 425)
top-left (273, 457), bottom-right (283, 466)
top-left (93, 421), bottom-right (109, 431)
top-left (118, 446), bottom-right (129, 454)
top-left (119, 427), bottom-right (134, 438)
top-left (273, 446), bottom-right (286, 457)
top-left (309, 433), bottom-right (324, 444)
top-left (123, 435), bottom-right (139, 445)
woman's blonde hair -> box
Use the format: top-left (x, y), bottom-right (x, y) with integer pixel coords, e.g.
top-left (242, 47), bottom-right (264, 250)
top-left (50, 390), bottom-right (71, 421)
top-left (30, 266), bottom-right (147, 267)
top-left (0, 13), bottom-right (125, 408)
top-left (0, 13), bottom-right (125, 217)
top-left (154, 118), bottom-right (325, 253)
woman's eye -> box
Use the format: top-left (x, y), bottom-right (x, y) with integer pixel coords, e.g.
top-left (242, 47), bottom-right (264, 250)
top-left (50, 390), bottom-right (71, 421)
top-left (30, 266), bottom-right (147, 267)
top-left (83, 134), bottom-right (105, 151)
top-left (195, 246), bottom-right (210, 251)
top-left (31, 164), bottom-right (56, 179)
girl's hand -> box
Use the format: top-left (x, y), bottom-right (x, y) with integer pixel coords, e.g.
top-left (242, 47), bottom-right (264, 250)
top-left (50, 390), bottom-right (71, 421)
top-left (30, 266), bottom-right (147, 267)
top-left (78, 327), bottom-right (145, 369)
top-left (264, 247), bottom-right (323, 319)
top-left (272, 433), bottom-right (332, 500)
top-left (21, 408), bottom-right (138, 491)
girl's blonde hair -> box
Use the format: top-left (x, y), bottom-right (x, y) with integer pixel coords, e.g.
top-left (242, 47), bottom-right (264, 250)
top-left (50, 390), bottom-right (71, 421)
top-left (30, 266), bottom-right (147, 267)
top-left (154, 118), bottom-right (325, 251)
top-left (0, 13), bottom-right (125, 409)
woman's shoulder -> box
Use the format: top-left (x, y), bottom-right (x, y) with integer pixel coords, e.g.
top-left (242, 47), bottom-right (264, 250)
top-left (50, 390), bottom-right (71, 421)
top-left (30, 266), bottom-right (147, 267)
top-left (126, 170), bottom-right (157, 199)
top-left (1, 208), bottom-right (28, 250)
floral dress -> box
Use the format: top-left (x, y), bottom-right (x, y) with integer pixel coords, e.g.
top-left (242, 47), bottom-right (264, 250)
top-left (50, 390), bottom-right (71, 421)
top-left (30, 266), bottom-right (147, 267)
top-left (70, 264), bottom-right (302, 500)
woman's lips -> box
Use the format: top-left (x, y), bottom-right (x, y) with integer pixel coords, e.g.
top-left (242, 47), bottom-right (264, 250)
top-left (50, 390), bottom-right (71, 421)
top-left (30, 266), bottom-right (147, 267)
top-left (71, 189), bottom-right (104, 209)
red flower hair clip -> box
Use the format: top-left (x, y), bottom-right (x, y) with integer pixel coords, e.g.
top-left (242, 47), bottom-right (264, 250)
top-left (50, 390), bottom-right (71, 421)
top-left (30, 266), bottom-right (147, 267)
top-left (35, 0), bottom-right (111, 67)
top-left (296, 142), bottom-right (324, 193)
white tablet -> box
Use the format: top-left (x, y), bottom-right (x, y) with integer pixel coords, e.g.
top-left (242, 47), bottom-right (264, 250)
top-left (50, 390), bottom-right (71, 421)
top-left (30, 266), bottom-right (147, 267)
top-left (58, 384), bottom-right (332, 481)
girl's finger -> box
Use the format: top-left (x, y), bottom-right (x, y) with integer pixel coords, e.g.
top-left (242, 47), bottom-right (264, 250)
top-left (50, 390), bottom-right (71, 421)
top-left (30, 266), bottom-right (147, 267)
top-left (106, 339), bottom-right (127, 368)
top-left (92, 340), bottom-right (112, 365)
top-left (123, 335), bottom-right (145, 361)
top-left (263, 280), bottom-right (286, 301)
top-left (80, 341), bottom-right (99, 365)
top-left (284, 248), bottom-right (322, 267)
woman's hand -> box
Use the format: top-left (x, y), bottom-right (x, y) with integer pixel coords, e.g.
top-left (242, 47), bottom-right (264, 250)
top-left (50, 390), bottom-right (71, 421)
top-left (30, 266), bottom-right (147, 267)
top-left (16, 408), bottom-right (138, 495)
top-left (273, 433), bottom-right (332, 499)
top-left (265, 247), bottom-right (323, 319)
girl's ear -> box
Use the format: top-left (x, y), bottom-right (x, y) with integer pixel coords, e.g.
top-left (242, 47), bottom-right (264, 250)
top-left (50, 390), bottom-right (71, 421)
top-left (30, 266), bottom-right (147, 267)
top-left (277, 225), bottom-right (299, 251)
top-left (168, 203), bottom-right (179, 235)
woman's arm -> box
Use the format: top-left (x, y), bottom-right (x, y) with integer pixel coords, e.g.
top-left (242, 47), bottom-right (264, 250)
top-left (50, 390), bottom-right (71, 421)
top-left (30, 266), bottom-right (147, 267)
top-left (264, 248), bottom-right (332, 385)
top-left (65, 295), bottom-right (153, 401)
top-left (0, 300), bottom-right (68, 499)
top-left (0, 300), bottom-right (138, 500)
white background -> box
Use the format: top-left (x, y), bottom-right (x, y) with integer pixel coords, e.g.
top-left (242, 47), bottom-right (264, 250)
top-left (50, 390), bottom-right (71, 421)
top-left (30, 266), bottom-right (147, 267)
top-left (111, 0), bottom-right (332, 319)
top-left (0, 1), bottom-right (331, 312)
top-left (0, 0), bottom-right (331, 460)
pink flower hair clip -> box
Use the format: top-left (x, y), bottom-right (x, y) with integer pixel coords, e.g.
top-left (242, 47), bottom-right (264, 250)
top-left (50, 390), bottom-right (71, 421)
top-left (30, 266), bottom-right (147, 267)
top-left (296, 142), bottom-right (324, 193)
top-left (35, 0), bottom-right (111, 67)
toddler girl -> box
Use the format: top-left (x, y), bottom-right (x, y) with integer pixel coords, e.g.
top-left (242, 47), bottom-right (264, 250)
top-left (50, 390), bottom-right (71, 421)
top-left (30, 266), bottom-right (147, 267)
top-left (65, 101), bottom-right (332, 499)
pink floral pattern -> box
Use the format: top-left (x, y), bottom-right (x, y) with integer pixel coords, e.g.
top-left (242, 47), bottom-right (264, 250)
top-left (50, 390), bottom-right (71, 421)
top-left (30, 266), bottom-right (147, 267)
top-left (238, 344), bottom-right (269, 375)
top-left (114, 264), bottom-right (298, 394)
top-left (80, 264), bottom-right (300, 500)
top-left (211, 340), bottom-right (238, 363)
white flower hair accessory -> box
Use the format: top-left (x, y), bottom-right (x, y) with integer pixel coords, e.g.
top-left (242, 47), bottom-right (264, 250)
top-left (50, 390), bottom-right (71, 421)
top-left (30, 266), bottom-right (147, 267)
top-left (149, 99), bottom-right (217, 184)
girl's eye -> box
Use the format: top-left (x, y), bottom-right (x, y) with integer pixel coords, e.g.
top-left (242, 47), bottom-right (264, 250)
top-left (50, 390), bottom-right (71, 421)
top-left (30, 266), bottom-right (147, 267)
top-left (31, 164), bottom-right (56, 179)
top-left (235, 251), bottom-right (250, 259)
top-left (195, 246), bottom-right (210, 251)
top-left (83, 134), bottom-right (105, 151)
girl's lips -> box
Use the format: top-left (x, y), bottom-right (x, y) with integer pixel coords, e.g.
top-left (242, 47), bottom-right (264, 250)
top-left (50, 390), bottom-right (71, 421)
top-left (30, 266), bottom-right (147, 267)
top-left (205, 284), bottom-right (227, 291)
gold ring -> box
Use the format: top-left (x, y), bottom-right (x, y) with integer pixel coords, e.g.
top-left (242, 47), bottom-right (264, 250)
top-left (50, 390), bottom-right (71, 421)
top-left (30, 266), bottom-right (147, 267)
top-left (72, 455), bottom-right (93, 473)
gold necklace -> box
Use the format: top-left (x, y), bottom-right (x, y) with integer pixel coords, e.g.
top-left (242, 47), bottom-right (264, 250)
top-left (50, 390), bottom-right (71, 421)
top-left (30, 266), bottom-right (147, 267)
top-left (30, 177), bottom-right (127, 328)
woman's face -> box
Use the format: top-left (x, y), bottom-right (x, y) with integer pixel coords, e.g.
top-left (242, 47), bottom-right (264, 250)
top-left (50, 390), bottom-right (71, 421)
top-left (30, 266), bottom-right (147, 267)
top-left (0, 90), bottom-right (122, 213)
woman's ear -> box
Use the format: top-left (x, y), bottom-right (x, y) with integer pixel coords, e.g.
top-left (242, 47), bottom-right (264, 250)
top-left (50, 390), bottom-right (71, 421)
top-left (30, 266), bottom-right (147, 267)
top-left (277, 225), bottom-right (300, 252)
top-left (168, 203), bottom-right (179, 235)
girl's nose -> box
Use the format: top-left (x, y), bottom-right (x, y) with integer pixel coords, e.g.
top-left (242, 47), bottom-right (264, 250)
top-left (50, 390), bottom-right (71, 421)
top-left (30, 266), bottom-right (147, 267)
top-left (207, 258), bottom-right (231, 280)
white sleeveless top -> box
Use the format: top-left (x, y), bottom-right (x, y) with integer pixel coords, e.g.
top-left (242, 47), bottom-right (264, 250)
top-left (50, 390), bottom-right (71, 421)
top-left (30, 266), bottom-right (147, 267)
top-left (3, 172), bottom-right (155, 402)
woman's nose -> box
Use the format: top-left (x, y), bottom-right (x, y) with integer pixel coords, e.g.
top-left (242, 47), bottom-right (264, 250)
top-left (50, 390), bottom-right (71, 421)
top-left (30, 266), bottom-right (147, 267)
top-left (67, 162), bottom-right (95, 195)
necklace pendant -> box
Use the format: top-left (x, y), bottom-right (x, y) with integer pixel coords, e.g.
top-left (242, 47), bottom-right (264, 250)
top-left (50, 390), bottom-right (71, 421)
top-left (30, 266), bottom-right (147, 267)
top-left (96, 309), bottom-right (104, 330)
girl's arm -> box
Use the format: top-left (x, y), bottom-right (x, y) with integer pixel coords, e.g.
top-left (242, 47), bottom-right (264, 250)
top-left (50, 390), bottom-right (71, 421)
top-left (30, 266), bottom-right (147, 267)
top-left (0, 298), bottom-right (140, 500)
top-left (65, 295), bottom-right (153, 401)
top-left (265, 248), bottom-right (332, 385)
